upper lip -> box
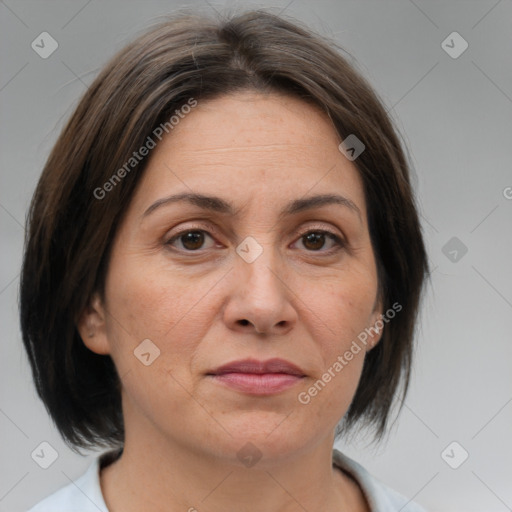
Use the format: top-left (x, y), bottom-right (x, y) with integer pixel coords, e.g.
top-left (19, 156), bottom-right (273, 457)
top-left (208, 358), bottom-right (306, 376)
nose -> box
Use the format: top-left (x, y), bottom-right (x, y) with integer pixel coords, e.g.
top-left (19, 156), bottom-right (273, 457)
top-left (222, 249), bottom-right (298, 336)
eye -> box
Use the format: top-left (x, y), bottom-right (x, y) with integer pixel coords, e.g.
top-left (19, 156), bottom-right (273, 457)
top-left (165, 227), bottom-right (344, 254)
top-left (292, 230), bottom-right (344, 252)
top-left (166, 229), bottom-right (217, 251)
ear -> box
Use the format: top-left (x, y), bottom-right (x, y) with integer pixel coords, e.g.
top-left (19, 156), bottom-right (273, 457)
top-left (76, 292), bottom-right (111, 355)
top-left (367, 294), bottom-right (384, 351)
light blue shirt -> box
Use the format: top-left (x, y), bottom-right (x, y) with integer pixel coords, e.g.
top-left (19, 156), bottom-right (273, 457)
top-left (27, 448), bottom-right (427, 511)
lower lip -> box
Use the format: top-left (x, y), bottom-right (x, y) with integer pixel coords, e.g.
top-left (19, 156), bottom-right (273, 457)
top-left (209, 373), bottom-right (304, 395)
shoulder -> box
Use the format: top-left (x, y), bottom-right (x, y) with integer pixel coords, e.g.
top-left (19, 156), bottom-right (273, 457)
top-left (27, 453), bottom-right (112, 512)
top-left (332, 448), bottom-right (428, 512)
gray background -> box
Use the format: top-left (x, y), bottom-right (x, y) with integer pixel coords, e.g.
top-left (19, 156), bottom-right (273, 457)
top-left (1, 1), bottom-right (511, 511)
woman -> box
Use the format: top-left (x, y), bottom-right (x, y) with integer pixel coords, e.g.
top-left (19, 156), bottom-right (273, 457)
top-left (21, 9), bottom-right (429, 512)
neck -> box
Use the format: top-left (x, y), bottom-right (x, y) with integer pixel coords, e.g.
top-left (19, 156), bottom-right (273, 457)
top-left (100, 426), bottom-right (367, 512)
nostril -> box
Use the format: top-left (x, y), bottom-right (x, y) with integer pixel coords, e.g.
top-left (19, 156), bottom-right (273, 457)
top-left (239, 319), bottom-right (250, 326)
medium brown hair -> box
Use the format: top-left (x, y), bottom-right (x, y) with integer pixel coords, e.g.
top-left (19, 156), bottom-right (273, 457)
top-left (20, 8), bottom-right (430, 452)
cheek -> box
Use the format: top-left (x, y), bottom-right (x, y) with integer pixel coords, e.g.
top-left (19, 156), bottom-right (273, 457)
top-left (104, 258), bottom-right (221, 380)
top-left (102, 265), bottom-right (212, 417)
top-left (290, 268), bottom-right (375, 410)
top-left (306, 268), bottom-right (377, 351)
top-left (105, 257), bottom-right (210, 338)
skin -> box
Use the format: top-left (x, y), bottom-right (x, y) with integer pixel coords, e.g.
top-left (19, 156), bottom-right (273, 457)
top-left (79, 91), bottom-right (383, 512)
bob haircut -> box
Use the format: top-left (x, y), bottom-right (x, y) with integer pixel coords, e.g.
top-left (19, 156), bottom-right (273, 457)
top-left (20, 8), bottom-right (429, 452)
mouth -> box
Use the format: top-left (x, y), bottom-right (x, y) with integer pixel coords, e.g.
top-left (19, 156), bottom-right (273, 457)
top-left (206, 358), bottom-right (306, 395)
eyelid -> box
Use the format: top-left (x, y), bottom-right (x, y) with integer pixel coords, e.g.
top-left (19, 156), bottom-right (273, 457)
top-left (292, 222), bottom-right (344, 239)
top-left (165, 221), bottom-right (219, 240)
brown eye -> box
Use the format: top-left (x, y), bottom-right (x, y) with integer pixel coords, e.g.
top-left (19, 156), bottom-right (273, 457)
top-left (294, 230), bottom-right (344, 252)
top-left (181, 231), bottom-right (204, 250)
top-left (167, 230), bottom-right (215, 251)
top-left (303, 232), bottom-right (326, 250)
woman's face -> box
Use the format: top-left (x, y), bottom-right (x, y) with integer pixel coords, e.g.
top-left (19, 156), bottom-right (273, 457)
top-left (82, 91), bottom-right (383, 466)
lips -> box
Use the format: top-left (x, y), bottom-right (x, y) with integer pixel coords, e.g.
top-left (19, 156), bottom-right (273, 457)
top-left (206, 358), bottom-right (306, 395)
top-left (208, 358), bottom-right (306, 377)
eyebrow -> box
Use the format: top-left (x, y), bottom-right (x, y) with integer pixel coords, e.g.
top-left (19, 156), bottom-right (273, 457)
top-left (142, 192), bottom-right (362, 223)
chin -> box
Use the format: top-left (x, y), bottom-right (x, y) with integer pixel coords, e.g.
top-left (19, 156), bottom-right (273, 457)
top-left (205, 414), bottom-right (317, 467)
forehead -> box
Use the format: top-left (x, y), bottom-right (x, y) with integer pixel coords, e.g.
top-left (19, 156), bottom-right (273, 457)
top-left (164, 92), bottom-right (340, 163)
top-left (129, 91), bottom-right (367, 221)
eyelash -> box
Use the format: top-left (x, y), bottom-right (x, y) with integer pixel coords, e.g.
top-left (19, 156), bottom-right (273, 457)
top-left (165, 224), bottom-right (345, 254)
